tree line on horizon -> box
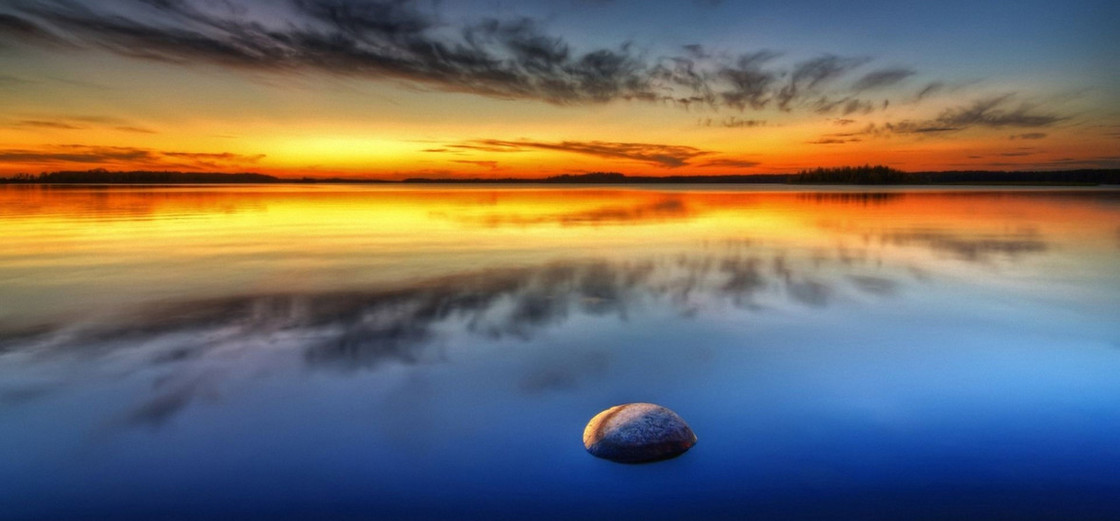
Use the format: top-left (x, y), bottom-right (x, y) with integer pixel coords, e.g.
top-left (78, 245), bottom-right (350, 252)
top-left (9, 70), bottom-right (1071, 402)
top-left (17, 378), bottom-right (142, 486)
top-left (789, 165), bottom-right (908, 184)
top-left (2, 167), bottom-right (1118, 185)
top-left (1, 169), bottom-right (281, 184)
top-left (789, 165), bottom-right (1120, 185)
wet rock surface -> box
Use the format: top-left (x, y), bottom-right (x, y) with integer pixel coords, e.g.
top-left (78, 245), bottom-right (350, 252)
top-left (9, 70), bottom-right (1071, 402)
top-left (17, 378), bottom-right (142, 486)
top-left (583, 403), bottom-right (696, 463)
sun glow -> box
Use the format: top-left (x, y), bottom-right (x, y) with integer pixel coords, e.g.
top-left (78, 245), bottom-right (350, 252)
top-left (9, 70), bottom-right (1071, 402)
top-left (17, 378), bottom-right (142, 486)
top-left (262, 136), bottom-right (422, 171)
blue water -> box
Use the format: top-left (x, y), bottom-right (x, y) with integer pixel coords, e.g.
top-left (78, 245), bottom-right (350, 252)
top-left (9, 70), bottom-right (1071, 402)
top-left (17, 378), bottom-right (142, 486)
top-left (1, 186), bottom-right (1119, 520)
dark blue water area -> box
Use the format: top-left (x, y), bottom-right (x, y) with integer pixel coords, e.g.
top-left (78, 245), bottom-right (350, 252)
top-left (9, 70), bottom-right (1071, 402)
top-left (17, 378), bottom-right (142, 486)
top-left (3, 295), bottom-right (1120, 520)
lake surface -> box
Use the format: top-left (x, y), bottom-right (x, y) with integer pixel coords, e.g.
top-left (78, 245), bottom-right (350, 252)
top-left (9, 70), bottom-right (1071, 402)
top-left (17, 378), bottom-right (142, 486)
top-left (2, 184), bottom-right (1119, 520)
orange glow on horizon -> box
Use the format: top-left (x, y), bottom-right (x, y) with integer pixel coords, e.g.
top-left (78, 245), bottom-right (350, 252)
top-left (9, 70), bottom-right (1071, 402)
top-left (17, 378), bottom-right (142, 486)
top-left (2, 110), bottom-right (1115, 179)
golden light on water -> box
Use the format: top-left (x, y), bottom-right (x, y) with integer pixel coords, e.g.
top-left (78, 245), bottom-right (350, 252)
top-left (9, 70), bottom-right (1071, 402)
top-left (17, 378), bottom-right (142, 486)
top-left (3, 185), bottom-right (1117, 328)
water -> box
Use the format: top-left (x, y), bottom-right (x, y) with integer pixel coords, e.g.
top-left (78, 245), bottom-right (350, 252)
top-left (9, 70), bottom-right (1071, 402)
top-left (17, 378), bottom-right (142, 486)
top-left (2, 184), bottom-right (1119, 520)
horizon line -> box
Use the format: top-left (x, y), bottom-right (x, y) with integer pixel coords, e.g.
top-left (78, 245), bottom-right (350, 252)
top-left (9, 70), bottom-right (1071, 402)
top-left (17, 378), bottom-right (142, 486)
top-left (3, 168), bottom-right (1119, 186)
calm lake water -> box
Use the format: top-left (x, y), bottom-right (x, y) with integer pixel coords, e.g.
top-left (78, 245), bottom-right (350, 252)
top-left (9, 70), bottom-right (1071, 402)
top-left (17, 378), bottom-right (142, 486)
top-left (2, 184), bottom-right (1119, 520)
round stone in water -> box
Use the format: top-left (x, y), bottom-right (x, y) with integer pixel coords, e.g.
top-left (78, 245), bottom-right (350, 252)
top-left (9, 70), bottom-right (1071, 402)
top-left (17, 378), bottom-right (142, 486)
top-left (582, 403), bottom-right (696, 463)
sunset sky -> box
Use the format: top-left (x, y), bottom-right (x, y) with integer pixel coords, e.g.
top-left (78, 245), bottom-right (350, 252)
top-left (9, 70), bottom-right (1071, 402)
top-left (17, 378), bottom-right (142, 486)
top-left (0, 0), bottom-right (1117, 179)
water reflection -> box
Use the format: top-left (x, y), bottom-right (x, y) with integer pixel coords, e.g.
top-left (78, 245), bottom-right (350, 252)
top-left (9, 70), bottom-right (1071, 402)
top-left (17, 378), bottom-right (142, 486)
top-left (0, 184), bottom-right (269, 221)
top-left (3, 185), bottom-right (1113, 374)
top-left (2, 186), bottom-right (1120, 520)
top-left (3, 245), bottom-right (914, 365)
top-left (452, 196), bottom-right (693, 226)
top-left (797, 192), bottom-right (903, 205)
top-left (0, 237), bottom-right (951, 431)
top-left (880, 228), bottom-right (1047, 262)
top-left (847, 275), bottom-right (899, 296)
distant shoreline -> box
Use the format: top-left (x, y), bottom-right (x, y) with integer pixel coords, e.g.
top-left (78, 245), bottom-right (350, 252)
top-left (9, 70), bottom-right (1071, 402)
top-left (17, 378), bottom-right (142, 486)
top-left (2, 168), bottom-right (1118, 186)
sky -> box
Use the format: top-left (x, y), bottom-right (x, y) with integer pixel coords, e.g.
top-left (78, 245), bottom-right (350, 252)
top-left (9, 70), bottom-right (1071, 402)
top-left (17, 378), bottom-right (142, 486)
top-left (0, 0), bottom-right (1117, 179)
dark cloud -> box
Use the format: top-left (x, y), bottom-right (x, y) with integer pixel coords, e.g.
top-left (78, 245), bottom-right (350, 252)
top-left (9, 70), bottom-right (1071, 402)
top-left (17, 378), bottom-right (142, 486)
top-left (776, 54), bottom-right (870, 111)
top-left (12, 119), bottom-right (85, 130)
top-left (446, 141), bottom-right (528, 153)
top-left (162, 151), bottom-right (263, 161)
top-left (115, 125), bottom-right (158, 133)
top-left (804, 127), bottom-right (867, 144)
top-left (452, 159), bottom-right (500, 170)
top-left (813, 96), bottom-right (876, 116)
top-left (852, 67), bottom-right (914, 91)
top-left (916, 81), bottom-right (943, 101)
top-left (71, 115), bottom-right (134, 125)
top-left (865, 95), bottom-right (1065, 136)
top-left (698, 116), bottom-right (765, 128)
top-left (8, 115), bottom-right (157, 133)
top-left (893, 123), bottom-right (958, 134)
top-left (714, 51), bottom-right (781, 110)
top-left (806, 137), bottom-right (861, 145)
top-left (459, 16), bottom-right (652, 103)
top-left (936, 95), bottom-right (1064, 128)
top-left (1, 1), bottom-right (655, 104)
top-left (0, 144), bottom-right (264, 169)
top-left (161, 151), bottom-right (265, 169)
top-left (0, 145), bottom-right (155, 164)
top-left (0, 1), bottom-right (903, 111)
top-left (1009, 132), bottom-right (1047, 140)
top-left (650, 52), bottom-right (715, 109)
top-left (0, 12), bottom-right (63, 44)
top-left (449, 139), bottom-right (709, 168)
top-left (870, 122), bottom-right (960, 134)
top-left (697, 158), bottom-right (760, 168)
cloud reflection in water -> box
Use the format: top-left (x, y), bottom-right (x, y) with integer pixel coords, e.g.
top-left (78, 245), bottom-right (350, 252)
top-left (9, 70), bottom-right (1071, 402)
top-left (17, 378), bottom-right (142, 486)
top-left (1, 217), bottom-right (1065, 430)
top-left (0, 252), bottom-right (842, 414)
top-left (4, 187), bottom-right (1115, 435)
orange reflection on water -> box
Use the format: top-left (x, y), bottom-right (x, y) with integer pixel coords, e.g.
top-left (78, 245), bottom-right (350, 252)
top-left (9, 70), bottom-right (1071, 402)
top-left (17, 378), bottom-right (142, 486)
top-left (2, 185), bottom-right (1118, 326)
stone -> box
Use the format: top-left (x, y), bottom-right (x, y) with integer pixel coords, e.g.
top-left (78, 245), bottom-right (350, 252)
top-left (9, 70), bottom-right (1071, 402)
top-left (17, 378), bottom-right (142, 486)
top-left (582, 403), bottom-right (696, 463)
